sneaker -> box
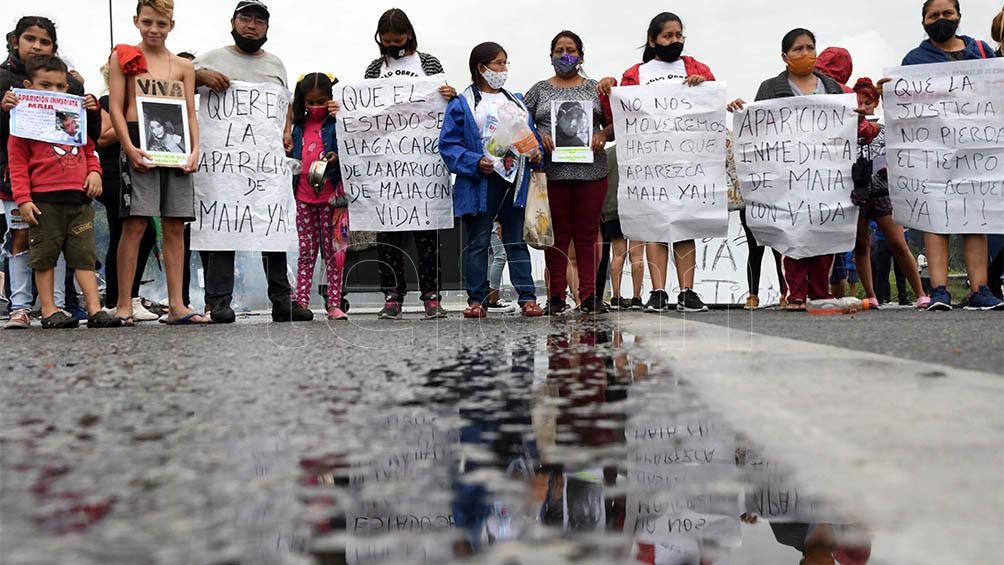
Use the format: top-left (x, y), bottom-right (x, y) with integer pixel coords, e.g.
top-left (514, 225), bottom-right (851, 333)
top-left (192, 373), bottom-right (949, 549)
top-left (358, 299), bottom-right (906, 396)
top-left (630, 297), bottom-right (644, 310)
top-left (579, 294), bottom-right (608, 314)
top-left (964, 285), bottom-right (1004, 311)
top-left (743, 296), bottom-right (760, 310)
top-left (609, 296), bottom-right (627, 310)
top-left (927, 286), bottom-right (952, 311)
top-left (87, 310), bottom-right (123, 328)
top-left (211, 303), bottom-right (237, 324)
top-left (326, 307), bottom-right (348, 321)
top-left (41, 310), bottom-right (79, 329)
top-left (378, 298), bottom-right (402, 320)
top-left (4, 308), bottom-right (31, 330)
top-left (645, 290), bottom-right (671, 312)
top-left (543, 296), bottom-right (569, 316)
top-left (677, 289), bottom-right (709, 313)
top-left (422, 295), bottom-right (448, 319)
top-left (131, 297), bottom-right (160, 322)
top-left (865, 297), bottom-right (880, 310)
top-left (486, 299), bottom-right (515, 313)
top-left (914, 296), bottom-right (931, 309)
top-left (898, 296), bottom-right (911, 306)
top-left (292, 303), bottom-right (314, 322)
top-left (520, 301), bottom-right (544, 317)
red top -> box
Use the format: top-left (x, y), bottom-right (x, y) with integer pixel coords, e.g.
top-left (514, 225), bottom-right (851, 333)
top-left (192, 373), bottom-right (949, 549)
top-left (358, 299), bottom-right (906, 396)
top-left (111, 44), bottom-right (148, 76)
top-left (296, 114), bottom-right (338, 205)
top-left (7, 137), bottom-right (101, 205)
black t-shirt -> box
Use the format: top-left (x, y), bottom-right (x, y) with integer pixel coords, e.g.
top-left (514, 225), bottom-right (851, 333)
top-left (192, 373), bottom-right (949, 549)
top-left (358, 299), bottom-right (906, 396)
top-left (97, 95), bottom-right (120, 176)
top-left (946, 50), bottom-right (967, 61)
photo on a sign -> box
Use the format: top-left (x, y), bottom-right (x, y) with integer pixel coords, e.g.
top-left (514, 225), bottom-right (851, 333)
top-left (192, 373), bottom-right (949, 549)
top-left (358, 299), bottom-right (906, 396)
top-left (9, 88), bottom-right (87, 146)
top-left (136, 97), bottom-right (190, 168)
top-left (551, 100), bottom-right (594, 163)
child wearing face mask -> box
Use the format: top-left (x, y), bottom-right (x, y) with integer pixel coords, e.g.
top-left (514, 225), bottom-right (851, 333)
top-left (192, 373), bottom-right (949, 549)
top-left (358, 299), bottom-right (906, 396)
top-left (289, 73), bottom-right (349, 321)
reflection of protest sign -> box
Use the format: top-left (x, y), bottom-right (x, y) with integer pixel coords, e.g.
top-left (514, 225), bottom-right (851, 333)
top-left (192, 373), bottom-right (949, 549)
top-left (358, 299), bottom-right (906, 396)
top-left (737, 447), bottom-right (839, 524)
top-left (192, 81), bottom-right (296, 252)
top-left (10, 89), bottom-right (86, 146)
top-left (335, 75), bottom-right (454, 231)
top-left (883, 59), bottom-right (1004, 234)
top-left (734, 94), bottom-right (859, 259)
top-left (552, 100), bottom-right (594, 163)
top-left (611, 83), bottom-right (729, 243)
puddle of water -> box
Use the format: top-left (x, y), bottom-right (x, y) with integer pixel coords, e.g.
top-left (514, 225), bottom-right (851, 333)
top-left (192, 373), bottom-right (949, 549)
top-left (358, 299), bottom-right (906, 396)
top-left (297, 325), bottom-right (873, 564)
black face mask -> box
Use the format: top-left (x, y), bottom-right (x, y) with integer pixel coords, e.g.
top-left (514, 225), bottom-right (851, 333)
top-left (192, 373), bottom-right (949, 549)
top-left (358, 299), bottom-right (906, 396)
top-left (924, 18), bottom-right (960, 43)
top-left (653, 42), bottom-right (684, 62)
top-left (231, 28), bottom-right (267, 54)
top-left (381, 44), bottom-right (408, 59)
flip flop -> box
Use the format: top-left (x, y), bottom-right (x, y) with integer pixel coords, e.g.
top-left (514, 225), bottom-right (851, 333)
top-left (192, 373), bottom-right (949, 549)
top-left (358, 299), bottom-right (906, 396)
top-left (117, 316), bottom-right (135, 327)
top-left (164, 312), bottom-right (213, 325)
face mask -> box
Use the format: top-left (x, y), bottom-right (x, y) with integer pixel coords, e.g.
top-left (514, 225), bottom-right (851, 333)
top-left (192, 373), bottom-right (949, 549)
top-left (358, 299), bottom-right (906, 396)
top-left (480, 67), bottom-right (508, 90)
top-left (653, 42), bottom-right (684, 62)
top-left (552, 53), bottom-right (581, 75)
top-left (306, 106), bottom-right (327, 120)
top-left (786, 53), bottom-right (817, 76)
top-left (231, 28), bottom-right (267, 53)
top-left (381, 44), bottom-right (408, 59)
top-left (924, 18), bottom-right (960, 43)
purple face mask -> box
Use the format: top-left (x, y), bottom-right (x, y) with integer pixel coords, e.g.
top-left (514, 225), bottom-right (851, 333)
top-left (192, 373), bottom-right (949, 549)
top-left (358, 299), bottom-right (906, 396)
top-left (552, 52), bottom-right (581, 75)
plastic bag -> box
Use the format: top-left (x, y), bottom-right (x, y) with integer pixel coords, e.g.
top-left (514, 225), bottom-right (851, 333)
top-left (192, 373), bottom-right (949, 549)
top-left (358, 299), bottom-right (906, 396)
top-left (523, 172), bottom-right (554, 250)
top-left (485, 101), bottom-right (537, 158)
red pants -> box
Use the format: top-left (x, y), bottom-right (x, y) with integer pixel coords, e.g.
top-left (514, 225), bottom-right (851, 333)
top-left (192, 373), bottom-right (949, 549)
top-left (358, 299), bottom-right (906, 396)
top-left (783, 254), bottom-right (834, 303)
top-left (544, 177), bottom-right (607, 301)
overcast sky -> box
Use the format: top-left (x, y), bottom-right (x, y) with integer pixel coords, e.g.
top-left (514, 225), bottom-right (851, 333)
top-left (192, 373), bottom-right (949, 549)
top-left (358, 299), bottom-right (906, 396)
top-left (11, 1), bottom-right (1004, 99)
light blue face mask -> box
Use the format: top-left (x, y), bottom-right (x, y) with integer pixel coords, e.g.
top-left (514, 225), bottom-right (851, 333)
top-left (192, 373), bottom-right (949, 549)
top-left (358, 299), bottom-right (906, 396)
top-left (552, 53), bottom-right (581, 75)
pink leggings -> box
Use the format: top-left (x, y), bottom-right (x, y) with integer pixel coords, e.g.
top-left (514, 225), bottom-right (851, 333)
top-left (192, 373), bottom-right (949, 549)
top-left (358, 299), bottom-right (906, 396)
top-left (295, 200), bottom-right (346, 308)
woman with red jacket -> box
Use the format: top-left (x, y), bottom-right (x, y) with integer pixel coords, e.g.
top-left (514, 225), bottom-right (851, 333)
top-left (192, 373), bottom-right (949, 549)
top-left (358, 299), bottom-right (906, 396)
top-left (599, 12), bottom-right (716, 313)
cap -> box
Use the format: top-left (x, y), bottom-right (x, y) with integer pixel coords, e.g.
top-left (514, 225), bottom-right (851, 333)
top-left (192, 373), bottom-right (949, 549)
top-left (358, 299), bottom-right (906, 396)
top-left (234, 0), bottom-right (270, 20)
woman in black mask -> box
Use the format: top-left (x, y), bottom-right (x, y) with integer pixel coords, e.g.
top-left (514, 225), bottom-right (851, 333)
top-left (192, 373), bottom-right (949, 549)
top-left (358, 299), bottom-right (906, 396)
top-left (902, 0), bottom-right (997, 63)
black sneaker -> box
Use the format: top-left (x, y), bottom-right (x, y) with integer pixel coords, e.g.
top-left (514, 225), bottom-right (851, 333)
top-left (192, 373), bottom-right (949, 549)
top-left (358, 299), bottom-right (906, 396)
top-left (644, 290), bottom-right (671, 313)
top-left (87, 310), bottom-right (124, 328)
top-left (677, 288), bottom-right (709, 313)
top-left (609, 296), bottom-right (627, 310)
top-left (630, 297), bottom-right (644, 310)
top-left (292, 303), bottom-right (314, 321)
top-left (378, 296), bottom-right (402, 320)
top-left (579, 294), bottom-right (609, 314)
top-left (210, 303), bottom-right (236, 324)
top-left (543, 296), bottom-right (569, 316)
top-left (41, 310), bottom-right (79, 329)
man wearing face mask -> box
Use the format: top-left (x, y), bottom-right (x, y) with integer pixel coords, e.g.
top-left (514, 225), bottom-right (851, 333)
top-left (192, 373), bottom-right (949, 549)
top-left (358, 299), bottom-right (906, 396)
top-left (192, 1), bottom-right (313, 323)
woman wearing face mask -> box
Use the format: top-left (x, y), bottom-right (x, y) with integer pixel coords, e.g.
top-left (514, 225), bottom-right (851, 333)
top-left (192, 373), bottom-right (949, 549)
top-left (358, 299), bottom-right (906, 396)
top-left (439, 42), bottom-right (545, 319)
top-left (896, 0), bottom-right (1002, 311)
top-left (993, 7), bottom-right (1003, 57)
top-left (597, 12), bottom-right (716, 314)
top-left (524, 31), bottom-right (612, 315)
top-left (360, 9), bottom-right (458, 320)
top-left (727, 28), bottom-right (847, 312)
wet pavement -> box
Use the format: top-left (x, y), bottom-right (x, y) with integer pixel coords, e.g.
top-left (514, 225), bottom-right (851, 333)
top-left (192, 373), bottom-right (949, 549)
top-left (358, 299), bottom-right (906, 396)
top-left (0, 314), bottom-right (992, 564)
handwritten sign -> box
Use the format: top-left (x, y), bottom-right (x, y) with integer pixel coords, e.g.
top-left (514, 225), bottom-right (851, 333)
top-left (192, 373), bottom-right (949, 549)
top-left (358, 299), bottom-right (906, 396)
top-left (191, 81), bottom-right (296, 252)
top-left (883, 59), bottom-right (1004, 234)
top-left (611, 82), bottom-right (729, 243)
top-left (734, 94), bottom-right (859, 259)
top-left (10, 89), bottom-right (86, 146)
top-left (335, 75), bottom-right (454, 231)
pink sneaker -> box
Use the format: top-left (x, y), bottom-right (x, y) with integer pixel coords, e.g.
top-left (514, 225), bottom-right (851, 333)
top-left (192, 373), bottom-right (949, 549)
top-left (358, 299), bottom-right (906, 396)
top-left (327, 307), bottom-right (348, 321)
top-left (914, 296), bottom-right (931, 309)
top-left (866, 297), bottom-right (880, 310)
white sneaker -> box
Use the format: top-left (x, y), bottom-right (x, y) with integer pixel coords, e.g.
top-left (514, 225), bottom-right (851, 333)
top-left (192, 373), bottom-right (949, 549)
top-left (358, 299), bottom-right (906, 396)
top-left (131, 297), bottom-right (160, 321)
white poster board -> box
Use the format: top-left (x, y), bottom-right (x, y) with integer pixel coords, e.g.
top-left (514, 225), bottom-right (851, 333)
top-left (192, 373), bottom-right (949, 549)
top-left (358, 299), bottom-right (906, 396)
top-left (10, 89), bottom-right (86, 146)
top-left (191, 81), bottom-right (297, 252)
top-left (335, 75), bottom-right (454, 231)
top-left (733, 94), bottom-right (859, 259)
top-left (882, 58), bottom-right (1004, 234)
top-left (611, 82), bottom-right (729, 243)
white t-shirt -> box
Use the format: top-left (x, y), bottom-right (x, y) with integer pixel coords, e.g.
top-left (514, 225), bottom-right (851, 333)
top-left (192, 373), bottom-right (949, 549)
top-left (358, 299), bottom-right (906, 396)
top-left (637, 58), bottom-right (688, 86)
top-left (378, 53), bottom-right (426, 79)
top-left (474, 91), bottom-right (509, 145)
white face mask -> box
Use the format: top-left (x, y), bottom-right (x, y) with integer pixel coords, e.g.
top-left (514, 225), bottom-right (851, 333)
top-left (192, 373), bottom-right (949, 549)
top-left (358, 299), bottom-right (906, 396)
top-left (480, 67), bottom-right (508, 90)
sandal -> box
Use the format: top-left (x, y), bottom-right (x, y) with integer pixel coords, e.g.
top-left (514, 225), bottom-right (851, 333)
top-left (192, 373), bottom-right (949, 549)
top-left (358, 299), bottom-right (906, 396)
top-left (463, 303), bottom-right (487, 319)
top-left (785, 301), bottom-right (806, 312)
top-left (521, 301), bottom-right (544, 317)
top-left (165, 312), bottom-right (213, 325)
top-left (118, 316), bottom-right (136, 327)
top-left (41, 310), bottom-right (79, 329)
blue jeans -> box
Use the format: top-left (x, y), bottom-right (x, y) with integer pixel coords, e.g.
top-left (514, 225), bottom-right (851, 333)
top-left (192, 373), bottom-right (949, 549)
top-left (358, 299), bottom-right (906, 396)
top-left (462, 177), bottom-right (536, 305)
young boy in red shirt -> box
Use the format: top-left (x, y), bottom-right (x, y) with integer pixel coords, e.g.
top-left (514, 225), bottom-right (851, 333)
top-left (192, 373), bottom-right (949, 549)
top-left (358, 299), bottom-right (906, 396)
top-left (8, 55), bottom-right (121, 328)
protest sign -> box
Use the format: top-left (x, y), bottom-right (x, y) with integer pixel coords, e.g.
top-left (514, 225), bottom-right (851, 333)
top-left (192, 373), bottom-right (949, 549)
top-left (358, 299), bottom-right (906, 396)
top-left (135, 77), bottom-right (190, 168)
top-left (335, 75), bottom-right (454, 231)
top-left (10, 89), bottom-right (86, 146)
top-left (611, 82), bottom-right (729, 243)
top-left (191, 81), bottom-right (297, 252)
top-left (883, 59), bottom-right (1004, 234)
top-left (552, 100), bottom-right (594, 163)
top-left (733, 94), bottom-right (859, 259)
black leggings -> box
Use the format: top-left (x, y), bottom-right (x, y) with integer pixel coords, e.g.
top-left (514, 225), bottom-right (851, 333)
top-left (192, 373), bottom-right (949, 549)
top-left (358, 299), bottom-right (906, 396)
top-left (739, 208), bottom-right (787, 297)
top-left (377, 230), bottom-right (441, 299)
top-left (99, 170), bottom-right (156, 306)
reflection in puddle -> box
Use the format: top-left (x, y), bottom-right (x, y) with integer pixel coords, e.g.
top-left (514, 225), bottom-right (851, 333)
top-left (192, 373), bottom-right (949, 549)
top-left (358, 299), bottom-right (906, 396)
top-left (301, 325), bottom-right (873, 564)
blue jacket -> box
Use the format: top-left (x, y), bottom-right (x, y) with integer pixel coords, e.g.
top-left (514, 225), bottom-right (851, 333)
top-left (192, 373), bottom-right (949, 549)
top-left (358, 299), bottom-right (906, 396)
top-left (902, 35), bottom-right (997, 65)
top-left (439, 86), bottom-right (541, 217)
top-left (290, 117), bottom-right (341, 189)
